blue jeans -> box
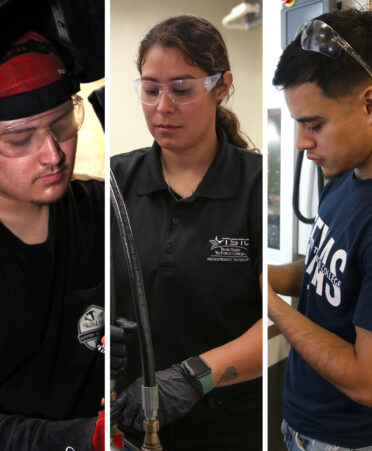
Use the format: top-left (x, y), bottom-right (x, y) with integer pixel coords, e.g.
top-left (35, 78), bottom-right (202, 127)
top-left (281, 420), bottom-right (372, 451)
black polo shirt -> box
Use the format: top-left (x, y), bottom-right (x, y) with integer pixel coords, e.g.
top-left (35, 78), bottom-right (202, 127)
top-left (111, 127), bottom-right (262, 389)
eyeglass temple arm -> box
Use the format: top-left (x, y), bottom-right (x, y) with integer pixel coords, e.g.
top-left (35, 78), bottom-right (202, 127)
top-left (336, 37), bottom-right (372, 78)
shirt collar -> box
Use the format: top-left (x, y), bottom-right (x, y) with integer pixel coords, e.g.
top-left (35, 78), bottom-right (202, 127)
top-left (137, 126), bottom-right (241, 200)
top-left (137, 140), bottom-right (166, 195)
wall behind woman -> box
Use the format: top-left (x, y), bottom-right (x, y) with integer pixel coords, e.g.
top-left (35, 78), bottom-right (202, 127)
top-left (110, 0), bottom-right (262, 155)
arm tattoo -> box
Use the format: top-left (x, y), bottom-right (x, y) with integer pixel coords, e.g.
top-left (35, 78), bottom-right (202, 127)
top-left (218, 366), bottom-right (238, 385)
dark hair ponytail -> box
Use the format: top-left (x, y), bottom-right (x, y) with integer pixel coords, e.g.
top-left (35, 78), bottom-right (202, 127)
top-left (216, 105), bottom-right (257, 150)
top-left (137, 15), bottom-right (257, 151)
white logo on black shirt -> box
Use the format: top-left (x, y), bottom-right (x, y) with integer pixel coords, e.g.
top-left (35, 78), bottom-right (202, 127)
top-left (77, 305), bottom-right (104, 351)
top-left (207, 236), bottom-right (250, 262)
top-left (305, 216), bottom-right (347, 306)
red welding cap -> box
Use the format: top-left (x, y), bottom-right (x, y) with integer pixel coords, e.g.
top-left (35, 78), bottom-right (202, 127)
top-left (0, 31), bottom-right (80, 120)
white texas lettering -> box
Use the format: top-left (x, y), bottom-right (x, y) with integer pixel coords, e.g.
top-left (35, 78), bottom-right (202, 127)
top-left (305, 216), bottom-right (327, 264)
top-left (305, 216), bottom-right (347, 305)
top-left (309, 237), bottom-right (335, 295)
top-left (325, 249), bottom-right (347, 306)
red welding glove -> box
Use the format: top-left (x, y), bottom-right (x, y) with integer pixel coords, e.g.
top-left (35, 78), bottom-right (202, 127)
top-left (92, 410), bottom-right (124, 451)
top-left (93, 410), bottom-right (105, 451)
top-left (112, 429), bottom-right (124, 450)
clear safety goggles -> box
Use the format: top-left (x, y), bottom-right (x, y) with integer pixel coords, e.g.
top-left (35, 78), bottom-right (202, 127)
top-left (0, 95), bottom-right (84, 158)
top-left (134, 73), bottom-right (222, 106)
top-left (300, 19), bottom-right (372, 78)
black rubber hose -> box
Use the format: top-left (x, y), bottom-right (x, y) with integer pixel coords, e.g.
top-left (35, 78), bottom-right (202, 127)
top-left (292, 151), bottom-right (321, 225)
top-left (317, 165), bottom-right (323, 198)
top-left (110, 168), bottom-right (156, 388)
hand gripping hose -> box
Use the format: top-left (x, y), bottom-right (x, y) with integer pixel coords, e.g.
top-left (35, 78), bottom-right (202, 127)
top-left (110, 168), bottom-right (159, 424)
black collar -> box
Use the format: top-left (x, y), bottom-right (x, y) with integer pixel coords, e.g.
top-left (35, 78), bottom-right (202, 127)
top-left (137, 126), bottom-right (241, 200)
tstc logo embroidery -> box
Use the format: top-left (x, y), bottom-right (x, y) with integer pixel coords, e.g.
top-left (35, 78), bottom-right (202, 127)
top-left (305, 216), bottom-right (347, 306)
top-left (77, 305), bottom-right (104, 351)
top-left (207, 236), bottom-right (250, 262)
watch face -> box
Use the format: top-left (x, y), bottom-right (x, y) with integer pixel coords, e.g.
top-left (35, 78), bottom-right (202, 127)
top-left (185, 356), bottom-right (211, 378)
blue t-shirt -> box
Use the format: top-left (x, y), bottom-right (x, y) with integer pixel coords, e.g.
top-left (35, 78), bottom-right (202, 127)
top-left (283, 170), bottom-right (372, 448)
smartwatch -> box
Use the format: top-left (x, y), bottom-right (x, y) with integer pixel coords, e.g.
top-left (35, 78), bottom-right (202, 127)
top-left (182, 356), bottom-right (214, 394)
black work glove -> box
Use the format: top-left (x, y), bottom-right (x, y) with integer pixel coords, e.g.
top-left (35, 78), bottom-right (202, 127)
top-left (111, 363), bottom-right (204, 430)
top-left (111, 317), bottom-right (137, 379)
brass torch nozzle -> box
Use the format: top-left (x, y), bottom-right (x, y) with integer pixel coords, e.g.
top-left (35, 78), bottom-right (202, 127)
top-left (141, 419), bottom-right (163, 451)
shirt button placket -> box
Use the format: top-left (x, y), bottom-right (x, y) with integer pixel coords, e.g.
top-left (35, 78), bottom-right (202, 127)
top-left (164, 242), bottom-right (173, 253)
top-left (161, 204), bottom-right (181, 267)
top-left (164, 216), bottom-right (180, 253)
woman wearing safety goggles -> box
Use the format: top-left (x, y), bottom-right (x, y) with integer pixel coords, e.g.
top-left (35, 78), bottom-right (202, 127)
top-left (111, 14), bottom-right (262, 451)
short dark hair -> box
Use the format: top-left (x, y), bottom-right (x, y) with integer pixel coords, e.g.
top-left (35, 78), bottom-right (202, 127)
top-left (273, 9), bottom-right (372, 98)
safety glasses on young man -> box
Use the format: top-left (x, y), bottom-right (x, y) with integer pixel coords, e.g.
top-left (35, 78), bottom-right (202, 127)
top-left (0, 95), bottom-right (84, 158)
top-left (300, 19), bottom-right (372, 78)
top-left (134, 73), bottom-right (222, 106)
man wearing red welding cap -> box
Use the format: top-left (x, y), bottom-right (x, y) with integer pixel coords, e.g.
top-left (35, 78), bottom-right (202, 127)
top-left (0, 31), bottom-right (107, 450)
top-left (269, 9), bottom-right (372, 451)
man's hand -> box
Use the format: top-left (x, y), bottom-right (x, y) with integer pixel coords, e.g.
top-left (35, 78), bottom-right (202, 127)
top-left (268, 283), bottom-right (372, 407)
top-left (111, 318), bottom-right (137, 379)
top-left (269, 259), bottom-right (304, 297)
top-left (268, 282), bottom-right (280, 319)
top-left (111, 363), bottom-right (204, 430)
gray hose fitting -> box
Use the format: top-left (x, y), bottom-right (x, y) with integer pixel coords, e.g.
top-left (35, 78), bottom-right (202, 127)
top-left (142, 385), bottom-right (159, 421)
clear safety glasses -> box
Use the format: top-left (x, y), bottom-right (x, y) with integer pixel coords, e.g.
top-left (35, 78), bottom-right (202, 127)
top-left (0, 95), bottom-right (84, 158)
top-left (300, 19), bottom-right (372, 78)
top-left (134, 73), bottom-right (222, 106)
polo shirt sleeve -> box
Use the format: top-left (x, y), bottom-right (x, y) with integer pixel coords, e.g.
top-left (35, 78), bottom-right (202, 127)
top-left (248, 162), bottom-right (262, 277)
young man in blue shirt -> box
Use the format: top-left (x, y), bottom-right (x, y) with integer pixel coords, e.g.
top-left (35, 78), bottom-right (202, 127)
top-left (269, 9), bottom-right (372, 450)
